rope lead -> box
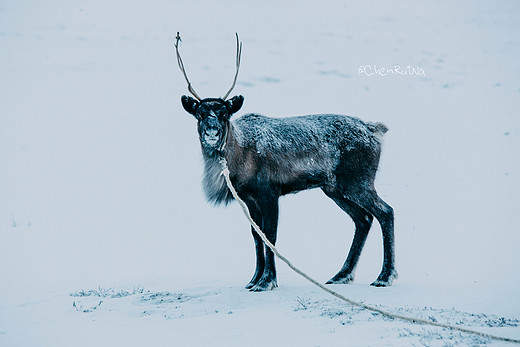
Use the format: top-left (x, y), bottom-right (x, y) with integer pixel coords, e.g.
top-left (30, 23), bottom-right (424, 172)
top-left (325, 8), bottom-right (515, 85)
top-left (219, 157), bottom-right (520, 345)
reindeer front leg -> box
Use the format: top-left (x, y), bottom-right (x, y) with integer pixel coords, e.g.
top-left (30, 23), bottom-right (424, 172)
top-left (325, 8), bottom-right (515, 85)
top-left (244, 201), bottom-right (265, 289)
top-left (246, 230), bottom-right (265, 289)
top-left (249, 193), bottom-right (279, 292)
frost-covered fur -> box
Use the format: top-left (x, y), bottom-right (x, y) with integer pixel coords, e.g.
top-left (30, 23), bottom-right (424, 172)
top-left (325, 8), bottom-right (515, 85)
top-left (182, 95), bottom-right (396, 292)
top-left (203, 113), bottom-right (388, 205)
top-left (202, 151), bottom-right (233, 204)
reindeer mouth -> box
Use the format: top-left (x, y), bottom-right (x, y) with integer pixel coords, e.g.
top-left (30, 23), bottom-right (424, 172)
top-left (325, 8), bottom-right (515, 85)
top-left (202, 125), bottom-right (227, 149)
top-left (203, 135), bottom-right (220, 146)
top-left (202, 129), bottom-right (221, 147)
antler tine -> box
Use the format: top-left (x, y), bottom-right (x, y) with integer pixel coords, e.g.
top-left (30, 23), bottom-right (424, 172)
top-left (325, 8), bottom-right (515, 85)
top-left (222, 33), bottom-right (242, 100)
top-left (174, 32), bottom-right (202, 101)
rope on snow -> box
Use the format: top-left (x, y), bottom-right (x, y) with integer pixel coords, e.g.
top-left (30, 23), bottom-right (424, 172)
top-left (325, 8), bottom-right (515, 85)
top-left (219, 157), bottom-right (520, 345)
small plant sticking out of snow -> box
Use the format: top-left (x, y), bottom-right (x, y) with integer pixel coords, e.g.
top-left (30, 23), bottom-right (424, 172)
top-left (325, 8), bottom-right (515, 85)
top-left (292, 298), bottom-right (519, 345)
top-left (70, 286), bottom-right (192, 317)
top-left (294, 297), bottom-right (312, 311)
top-left (70, 286), bottom-right (146, 314)
top-left (72, 300), bottom-right (103, 313)
top-left (390, 306), bottom-right (520, 329)
top-left (70, 286), bottom-right (144, 299)
top-left (140, 291), bottom-right (190, 305)
top-left (398, 327), bottom-right (491, 347)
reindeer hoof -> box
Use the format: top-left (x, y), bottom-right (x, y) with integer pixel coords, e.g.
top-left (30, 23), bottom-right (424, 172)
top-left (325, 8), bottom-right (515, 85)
top-left (249, 278), bottom-right (278, 292)
top-left (370, 269), bottom-right (398, 287)
top-left (326, 273), bottom-right (354, 285)
top-left (245, 280), bottom-right (259, 290)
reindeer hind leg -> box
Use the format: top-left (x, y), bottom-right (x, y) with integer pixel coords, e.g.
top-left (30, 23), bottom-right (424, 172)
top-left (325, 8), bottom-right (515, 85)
top-left (346, 188), bottom-right (397, 287)
top-left (323, 189), bottom-right (374, 285)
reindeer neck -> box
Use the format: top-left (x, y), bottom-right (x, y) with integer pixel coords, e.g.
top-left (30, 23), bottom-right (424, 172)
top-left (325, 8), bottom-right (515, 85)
top-left (200, 122), bottom-right (238, 205)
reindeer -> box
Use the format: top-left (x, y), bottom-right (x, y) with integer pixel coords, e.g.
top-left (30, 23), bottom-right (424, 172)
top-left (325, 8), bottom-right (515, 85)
top-left (175, 33), bottom-right (397, 291)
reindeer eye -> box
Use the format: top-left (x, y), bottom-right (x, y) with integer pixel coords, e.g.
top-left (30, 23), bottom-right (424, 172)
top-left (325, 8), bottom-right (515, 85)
top-left (215, 110), bottom-right (227, 119)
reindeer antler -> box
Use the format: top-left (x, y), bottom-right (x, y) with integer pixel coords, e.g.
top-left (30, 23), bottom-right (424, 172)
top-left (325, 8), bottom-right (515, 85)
top-left (222, 33), bottom-right (242, 100)
top-left (174, 32), bottom-right (202, 101)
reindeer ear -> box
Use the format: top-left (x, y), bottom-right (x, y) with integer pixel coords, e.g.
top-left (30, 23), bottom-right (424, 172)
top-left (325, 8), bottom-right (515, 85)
top-left (225, 95), bottom-right (244, 117)
top-left (181, 95), bottom-right (200, 118)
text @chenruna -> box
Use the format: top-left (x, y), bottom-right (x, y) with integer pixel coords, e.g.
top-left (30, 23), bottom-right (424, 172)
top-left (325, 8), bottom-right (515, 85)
top-left (358, 65), bottom-right (426, 77)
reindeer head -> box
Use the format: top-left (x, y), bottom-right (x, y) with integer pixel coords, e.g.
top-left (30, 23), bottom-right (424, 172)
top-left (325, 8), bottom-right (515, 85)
top-left (182, 96), bottom-right (243, 150)
top-left (175, 32), bottom-right (243, 152)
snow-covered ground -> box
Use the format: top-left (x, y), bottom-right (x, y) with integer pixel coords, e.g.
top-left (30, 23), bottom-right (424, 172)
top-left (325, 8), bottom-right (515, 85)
top-left (1, 1), bottom-right (519, 346)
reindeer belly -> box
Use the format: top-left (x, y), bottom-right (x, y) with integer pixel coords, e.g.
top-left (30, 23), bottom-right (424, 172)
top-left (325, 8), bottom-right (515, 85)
top-left (269, 153), bottom-right (335, 195)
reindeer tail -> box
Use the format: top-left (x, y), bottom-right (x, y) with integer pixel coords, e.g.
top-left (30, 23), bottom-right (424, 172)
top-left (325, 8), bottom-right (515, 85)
top-left (368, 122), bottom-right (389, 135)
